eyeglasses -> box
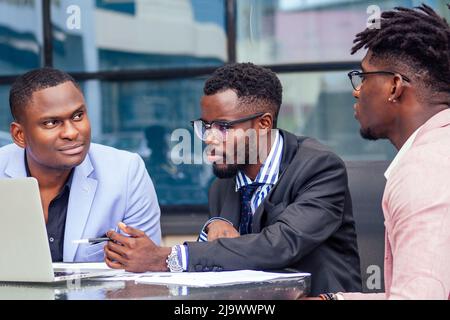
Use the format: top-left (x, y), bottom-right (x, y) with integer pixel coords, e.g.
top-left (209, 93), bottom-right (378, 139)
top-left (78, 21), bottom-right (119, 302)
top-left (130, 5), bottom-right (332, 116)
top-left (347, 70), bottom-right (411, 91)
top-left (191, 112), bottom-right (264, 141)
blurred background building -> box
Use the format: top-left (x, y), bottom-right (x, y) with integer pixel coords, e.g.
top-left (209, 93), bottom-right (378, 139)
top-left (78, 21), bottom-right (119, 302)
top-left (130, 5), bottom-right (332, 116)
top-left (0, 0), bottom-right (448, 236)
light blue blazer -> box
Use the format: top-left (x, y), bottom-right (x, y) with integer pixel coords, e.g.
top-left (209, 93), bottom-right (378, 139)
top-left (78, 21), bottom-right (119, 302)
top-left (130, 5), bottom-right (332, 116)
top-left (0, 143), bottom-right (161, 262)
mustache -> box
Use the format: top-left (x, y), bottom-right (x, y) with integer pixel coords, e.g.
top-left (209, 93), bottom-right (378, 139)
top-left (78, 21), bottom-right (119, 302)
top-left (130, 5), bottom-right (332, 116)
top-left (57, 141), bottom-right (86, 151)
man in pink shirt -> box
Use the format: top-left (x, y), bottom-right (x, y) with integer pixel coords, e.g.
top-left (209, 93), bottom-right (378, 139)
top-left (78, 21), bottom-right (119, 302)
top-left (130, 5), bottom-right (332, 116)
top-left (319, 4), bottom-right (450, 300)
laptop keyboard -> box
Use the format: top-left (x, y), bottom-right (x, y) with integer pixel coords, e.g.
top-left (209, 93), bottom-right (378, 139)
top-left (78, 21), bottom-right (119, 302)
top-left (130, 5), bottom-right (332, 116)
top-left (54, 271), bottom-right (87, 277)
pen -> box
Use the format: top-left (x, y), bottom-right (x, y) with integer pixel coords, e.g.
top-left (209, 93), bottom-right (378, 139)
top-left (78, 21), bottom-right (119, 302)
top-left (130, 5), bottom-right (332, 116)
top-left (72, 237), bottom-right (110, 244)
top-left (73, 225), bottom-right (120, 245)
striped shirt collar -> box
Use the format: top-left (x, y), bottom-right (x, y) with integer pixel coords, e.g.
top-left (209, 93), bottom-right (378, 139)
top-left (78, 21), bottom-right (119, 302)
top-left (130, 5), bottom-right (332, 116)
top-left (235, 130), bottom-right (284, 191)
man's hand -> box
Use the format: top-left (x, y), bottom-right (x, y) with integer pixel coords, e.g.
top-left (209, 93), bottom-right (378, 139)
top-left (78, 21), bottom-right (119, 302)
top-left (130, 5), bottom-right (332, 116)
top-left (206, 220), bottom-right (239, 241)
top-left (104, 222), bottom-right (171, 272)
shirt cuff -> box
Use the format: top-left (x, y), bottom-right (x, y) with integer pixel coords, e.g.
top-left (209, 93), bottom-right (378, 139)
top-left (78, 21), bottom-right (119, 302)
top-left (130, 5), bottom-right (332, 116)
top-left (176, 244), bottom-right (189, 271)
top-left (197, 217), bottom-right (234, 242)
top-left (334, 292), bottom-right (345, 300)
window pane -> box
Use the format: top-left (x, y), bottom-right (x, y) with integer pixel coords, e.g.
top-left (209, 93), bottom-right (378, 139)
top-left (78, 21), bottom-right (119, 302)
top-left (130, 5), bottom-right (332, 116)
top-left (237, 0), bottom-right (449, 64)
top-left (51, 0), bottom-right (227, 72)
top-left (0, 79), bottom-right (212, 206)
top-left (277, 72), bottom-right (396, 161)
top-left (0, 1), bottom-right (42, 76)
top-left (0, 85), bottom-right (13, 146)
top-left (81, 79), bottom-right (213, 206)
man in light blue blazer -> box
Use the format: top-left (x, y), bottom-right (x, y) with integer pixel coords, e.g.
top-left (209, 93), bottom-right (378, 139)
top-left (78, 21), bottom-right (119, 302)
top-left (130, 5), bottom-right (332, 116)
top-left (0, 67), bottom-right (161, 262)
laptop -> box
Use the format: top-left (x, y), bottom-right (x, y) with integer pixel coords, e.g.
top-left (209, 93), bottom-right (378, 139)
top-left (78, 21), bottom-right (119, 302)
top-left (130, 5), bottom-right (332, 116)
top-left (0, 178), bottom-right (119, 282)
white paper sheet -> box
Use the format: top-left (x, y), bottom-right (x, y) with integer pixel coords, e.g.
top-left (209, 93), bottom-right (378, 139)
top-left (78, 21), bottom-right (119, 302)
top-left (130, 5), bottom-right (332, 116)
top-left (52, 262), bottom-right (113, 270)
top-left (133, 270), bottom-right (310, 287)
top-left (60, 264), bottom-right (310, 287)
top-left (50, 262), bottom-right (126, 279)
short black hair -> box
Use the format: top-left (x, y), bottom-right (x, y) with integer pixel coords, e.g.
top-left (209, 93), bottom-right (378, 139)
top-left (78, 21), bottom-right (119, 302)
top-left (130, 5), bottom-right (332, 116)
top-left (203, 62), bottom-right (283, 127)
top-left (351, 4), bottom-right (450, 96)
top-left (9, 67), bottom-right (81, 121)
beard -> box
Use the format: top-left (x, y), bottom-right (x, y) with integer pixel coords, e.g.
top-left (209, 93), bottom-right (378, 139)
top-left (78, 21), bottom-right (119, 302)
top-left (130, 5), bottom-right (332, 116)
top-left (212, 163), bottom-right (245, 179)
top-left (359, 127), bottom-right (379, 141)
top-left (210, 140), bottom-right (252, 179)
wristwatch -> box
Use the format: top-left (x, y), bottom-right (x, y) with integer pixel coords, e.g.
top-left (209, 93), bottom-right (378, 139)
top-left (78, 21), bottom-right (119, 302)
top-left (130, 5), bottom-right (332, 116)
top-left (166, 246), bottom-right (184, 272)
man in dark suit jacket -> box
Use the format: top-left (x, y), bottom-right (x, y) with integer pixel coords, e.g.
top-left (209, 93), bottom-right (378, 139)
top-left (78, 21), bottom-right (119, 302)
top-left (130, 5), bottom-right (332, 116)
top-left (104, 63), bottom-right (362, 295)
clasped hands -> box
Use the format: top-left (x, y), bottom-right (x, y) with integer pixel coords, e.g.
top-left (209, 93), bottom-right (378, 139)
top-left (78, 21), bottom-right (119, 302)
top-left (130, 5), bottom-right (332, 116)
top-left (104, 220), bottom-right (239, 272)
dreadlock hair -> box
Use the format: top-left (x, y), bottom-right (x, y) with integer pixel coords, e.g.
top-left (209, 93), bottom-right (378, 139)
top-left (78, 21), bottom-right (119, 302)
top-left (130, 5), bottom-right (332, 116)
top-left (203, 62), bottom-right (283, 128)
top-left (9, 67), bottom-right (81, 122)
top-left (351, 4), bottom-right (450, 98)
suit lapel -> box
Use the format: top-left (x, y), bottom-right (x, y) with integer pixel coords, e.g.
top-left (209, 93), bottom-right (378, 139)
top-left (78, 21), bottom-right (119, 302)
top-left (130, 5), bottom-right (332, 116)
top-left (252, 182), bottom-right (282, 232)
top-left (251, 131), bottom-right (305, 232)
top-left (219, 179), bottom-right (241, 228)
top-left (63, 154), bottom-right (97, 262)
top-left (4, 146), bottom-right (26, 178)
top-left (252, 130), bottom-right (289, 232)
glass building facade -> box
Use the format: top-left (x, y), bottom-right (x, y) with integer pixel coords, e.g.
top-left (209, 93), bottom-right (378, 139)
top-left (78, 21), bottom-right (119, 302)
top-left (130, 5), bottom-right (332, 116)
top-left (0, 0), bottom-right (448, 211)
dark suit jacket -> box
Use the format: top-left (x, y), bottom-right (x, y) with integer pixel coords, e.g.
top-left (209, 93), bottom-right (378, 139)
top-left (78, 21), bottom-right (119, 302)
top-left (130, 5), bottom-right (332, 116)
top-left (186, 130), bottom-right (362, 295)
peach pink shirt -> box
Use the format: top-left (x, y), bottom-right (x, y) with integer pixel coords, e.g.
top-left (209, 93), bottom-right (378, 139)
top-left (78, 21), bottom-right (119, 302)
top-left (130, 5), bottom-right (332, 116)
top-left (342, 109), bottom-right (450, 300)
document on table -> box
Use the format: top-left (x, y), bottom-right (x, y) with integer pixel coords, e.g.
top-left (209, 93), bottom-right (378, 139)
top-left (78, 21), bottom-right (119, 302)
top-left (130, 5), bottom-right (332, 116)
top-left (52, 262), bottom-right (112, 270)
top-left (94, 270), bottom-right (310, 287)
top-left (52, 262), bottom-right (127, 278)
top-left (51, 264), bottom-right (310, 287)
top-left (52, 263), bottom-right (143, 280)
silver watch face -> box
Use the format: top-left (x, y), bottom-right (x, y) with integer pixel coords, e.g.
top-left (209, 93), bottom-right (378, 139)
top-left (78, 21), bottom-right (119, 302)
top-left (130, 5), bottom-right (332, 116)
top-left (167, 248), bottom-right (184, 272)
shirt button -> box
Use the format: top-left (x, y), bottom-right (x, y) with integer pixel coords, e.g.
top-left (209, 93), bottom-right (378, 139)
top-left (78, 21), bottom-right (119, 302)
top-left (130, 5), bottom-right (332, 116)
top-left (49, 237), bottom-right (54, 243)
